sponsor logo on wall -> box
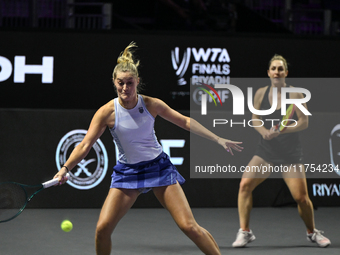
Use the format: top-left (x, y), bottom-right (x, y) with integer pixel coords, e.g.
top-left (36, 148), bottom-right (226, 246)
top-left (55, 130), bottom-right (108, 190)
top-left (313, 124), bottom-right (340, 197)
top-left (313, 183), bottom-right (340, 196)
top-left (329, 124), bottom-right (340, 177)
top-left (171, 47), bottom-right (231, 103)
top-left (0, 55), bottom-right (54, 83)
top-left (171, 47), bottom-right (230, 86)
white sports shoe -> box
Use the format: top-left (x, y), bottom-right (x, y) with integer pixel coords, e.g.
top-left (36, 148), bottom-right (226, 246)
top-left (307, 229), bottom-right (331, 247)
top-left (232, 228), bottom-right (256, 248)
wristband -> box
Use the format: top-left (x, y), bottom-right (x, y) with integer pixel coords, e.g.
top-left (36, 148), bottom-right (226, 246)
top-left (62, 165), bottom-right (70, 172)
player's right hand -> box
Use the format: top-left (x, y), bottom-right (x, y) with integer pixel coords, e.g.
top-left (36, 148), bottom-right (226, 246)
top-left (53, 168), bottom-right (68, 185)
top-left (262, 127), bottom-right (280, 140)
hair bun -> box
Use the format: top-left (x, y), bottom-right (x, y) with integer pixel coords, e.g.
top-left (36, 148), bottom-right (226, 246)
top-left (112, 41), bottom-right (140, 81)
top-left (117, 42), bottom-right (139, 66)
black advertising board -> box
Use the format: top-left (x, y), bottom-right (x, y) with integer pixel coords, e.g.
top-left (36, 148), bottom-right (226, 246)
top-left (0, 30), bottom-right (340, 208)
top-left (0, 109), bottom-right (339, 208)
top-left (0, 30), bottom-right (339, 112)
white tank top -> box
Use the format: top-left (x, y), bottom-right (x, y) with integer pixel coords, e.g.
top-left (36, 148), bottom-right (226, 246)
top-left (109, 95), bottom-right (163, 164)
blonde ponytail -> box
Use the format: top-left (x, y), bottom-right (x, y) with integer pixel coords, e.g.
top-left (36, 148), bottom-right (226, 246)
top-left (113, 42), bottom-right (140, 80)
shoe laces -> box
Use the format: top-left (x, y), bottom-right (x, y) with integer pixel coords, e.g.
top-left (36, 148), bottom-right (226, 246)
top-left (238, 229), bottom-right (250, 237)
top-left (312, 229), bottom-right (325, 240)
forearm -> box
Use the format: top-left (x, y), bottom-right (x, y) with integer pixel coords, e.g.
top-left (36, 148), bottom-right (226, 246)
top-left (62, 144), bottom-right (91, 172)
top-left (253, 125), bottom-right (269, 137)
top-left (252, 117), bottom-right (268, 137)
top-left (282, 117), bottom-right (308, 134)
top-left (189, 118), bottom-right (219, 143)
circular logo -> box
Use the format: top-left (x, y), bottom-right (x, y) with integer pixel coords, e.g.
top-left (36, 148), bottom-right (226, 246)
top-left (192, 88), bottom-right (204, 105)
top-left (55, 129), bottom-right (108, 190)
top-left (330, 124), bottom-right (340, 177)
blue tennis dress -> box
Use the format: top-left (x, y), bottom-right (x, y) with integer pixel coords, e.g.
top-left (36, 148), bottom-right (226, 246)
top-left (109, 95), bottom-right (185, 193)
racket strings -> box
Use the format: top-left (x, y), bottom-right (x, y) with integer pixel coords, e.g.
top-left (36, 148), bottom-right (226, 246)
top-left (0, 183), bottom-right (27, 222)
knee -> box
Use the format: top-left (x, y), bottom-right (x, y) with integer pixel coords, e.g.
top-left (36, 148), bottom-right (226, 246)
top-left (239, 180), bottom-right (254, 194)
top-left (294, 194), bottom-right (310, 205)
top-left (178, 221), bottom-right (202, 239)
top-left (95, 221), bottom-right (113, 242)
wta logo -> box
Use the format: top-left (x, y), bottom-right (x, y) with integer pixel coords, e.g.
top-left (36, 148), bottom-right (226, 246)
top-left (171, 47), bottom-right (191, 85)
top-left (171, 47), bottom-right (231, 86)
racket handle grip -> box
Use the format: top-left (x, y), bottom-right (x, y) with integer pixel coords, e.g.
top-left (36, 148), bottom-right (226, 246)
top-left (43, 173), bottom-right (70, 188)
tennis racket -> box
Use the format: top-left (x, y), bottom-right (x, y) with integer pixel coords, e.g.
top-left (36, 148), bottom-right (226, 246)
top-left (0, 173), bottom-right (69, 223)
top-left (275, 104), bottom-right (296, 132)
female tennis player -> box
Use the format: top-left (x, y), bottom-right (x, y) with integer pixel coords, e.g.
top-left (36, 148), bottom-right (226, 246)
top-left (54, 42), bottom-right (243, 255)
top-left (232, 55), bottom-right (330, 248)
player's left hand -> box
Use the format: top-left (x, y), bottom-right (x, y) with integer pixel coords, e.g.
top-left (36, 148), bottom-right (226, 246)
top-left (263, 127), bottom-right (280, 140)
top-left (217, 138), bottom-right (243, 156)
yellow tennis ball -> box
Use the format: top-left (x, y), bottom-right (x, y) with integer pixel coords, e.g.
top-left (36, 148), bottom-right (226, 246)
top-left (61, 220), bottom-right (73, 232)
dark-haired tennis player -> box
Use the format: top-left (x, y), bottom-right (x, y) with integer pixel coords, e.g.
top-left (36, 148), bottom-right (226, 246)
top-left (53, 42), bottom-right (243, 255)
top-left (232, 54), bottom-right (330, 248)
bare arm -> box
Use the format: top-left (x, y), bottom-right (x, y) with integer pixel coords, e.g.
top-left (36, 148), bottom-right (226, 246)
top-left (251, 87), bottom-right (279, 140)
top-left (54, 101), bottom-right (114, 182)
top-left (280, 92), bottom-right (309, 134)
top-left (252, 87), bottom-right (308, 140)
top-left (145, 96), bottom-right (243, 155)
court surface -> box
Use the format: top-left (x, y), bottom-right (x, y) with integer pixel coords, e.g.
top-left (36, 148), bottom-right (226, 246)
top-left (1, 207), bottom-right (338, 255)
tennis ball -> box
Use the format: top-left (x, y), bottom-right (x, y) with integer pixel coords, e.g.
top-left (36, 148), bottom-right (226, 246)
top-left (61, 220), bottom-right (73, 232)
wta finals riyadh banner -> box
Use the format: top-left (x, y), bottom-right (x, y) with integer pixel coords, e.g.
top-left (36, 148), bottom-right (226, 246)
top-left (190, 78), bottom-right (340, 179)
top-left (1, 30), bottom-right (339, 112)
